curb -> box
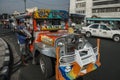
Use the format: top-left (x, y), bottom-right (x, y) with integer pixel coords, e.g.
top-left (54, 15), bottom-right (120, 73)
top-left (0, 38), bottom-right (11, 80)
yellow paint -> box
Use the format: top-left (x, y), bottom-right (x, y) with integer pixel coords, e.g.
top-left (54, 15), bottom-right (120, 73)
top-left (34, 9), bottom-right (50, 19)
top-left (41, 35), bottom-right (53, 45)
top-left (68, 27), bottom-right (74, 33)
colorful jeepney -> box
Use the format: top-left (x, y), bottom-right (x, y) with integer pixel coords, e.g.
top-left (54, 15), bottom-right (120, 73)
top-left (29, 9), bottom-right (101, 80)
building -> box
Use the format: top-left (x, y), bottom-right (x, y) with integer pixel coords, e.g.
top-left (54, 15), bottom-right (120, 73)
top-left (92, 0), bottom-right (120, 18)
top-left (69, 0), bottom-right (93, 17)
top-left (69, 0), bottom-right (76, 14)
top-left (69, 0), bottom-right (120, 18)
top-left (69, 0), bottom-right (92, 23)
top-left (90, 0), bottom-right (120, 27)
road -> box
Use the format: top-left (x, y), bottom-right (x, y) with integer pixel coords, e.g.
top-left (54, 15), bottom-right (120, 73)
top-left (83, 38), bottom-right (120, 80)
top-left (18, 37), bottom-right (120, 80)
top-left (0, 28), bottom-right (120, 80)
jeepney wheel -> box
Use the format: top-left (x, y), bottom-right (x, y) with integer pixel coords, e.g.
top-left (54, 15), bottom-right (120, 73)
top-left (39, 54), bottom-right (53, 79)
top-left (113, 35), bottom-right (120, 42)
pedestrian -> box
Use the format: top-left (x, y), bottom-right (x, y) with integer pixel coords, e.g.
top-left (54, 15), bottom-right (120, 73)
top-left (16, 19), bottom-right (31, 66)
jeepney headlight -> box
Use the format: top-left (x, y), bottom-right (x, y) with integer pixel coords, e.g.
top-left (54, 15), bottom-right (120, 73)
top-left (57, 42), bottom-right (64, 47)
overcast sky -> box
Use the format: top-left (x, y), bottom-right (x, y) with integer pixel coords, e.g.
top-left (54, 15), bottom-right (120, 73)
top-left (0, 0), bottom-right (69, 14)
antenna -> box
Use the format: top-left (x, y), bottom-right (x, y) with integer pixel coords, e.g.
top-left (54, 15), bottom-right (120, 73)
top-left (24, 0), bottom-right (26, 12)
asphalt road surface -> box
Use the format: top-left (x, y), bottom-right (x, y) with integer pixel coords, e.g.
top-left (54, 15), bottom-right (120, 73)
top-left (84, 37), bottom-right (120, 80)
top-left (0, 28), bottom-right (120, 80)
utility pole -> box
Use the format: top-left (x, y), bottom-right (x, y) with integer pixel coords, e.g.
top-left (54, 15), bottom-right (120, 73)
top-left (24, 0), bottom-right (26, 13)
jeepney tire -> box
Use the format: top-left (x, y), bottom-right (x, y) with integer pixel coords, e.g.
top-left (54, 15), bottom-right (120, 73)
top-left (39, 54), bottom-right (53, 79)
top-left (76, 76), bottom-right (83, 80)
top-left (113, 34), bottom-right (120, 42)
top-left (86, 32), bottom-right (91, 38)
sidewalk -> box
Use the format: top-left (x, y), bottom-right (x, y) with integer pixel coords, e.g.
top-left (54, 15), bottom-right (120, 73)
top-left (0, 38), bottom-right (11, 80)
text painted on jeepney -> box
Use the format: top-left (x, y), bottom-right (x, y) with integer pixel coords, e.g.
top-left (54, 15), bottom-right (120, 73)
top-left (41, 35), bottom-right (54, 45)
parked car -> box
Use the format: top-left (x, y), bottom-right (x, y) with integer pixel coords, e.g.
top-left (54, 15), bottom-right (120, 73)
top-left (81, 23), bottom-right (120, 42)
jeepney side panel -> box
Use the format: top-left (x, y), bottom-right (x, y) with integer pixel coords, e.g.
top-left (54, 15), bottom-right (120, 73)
top-left (33, 42), bottom-right (56, 58)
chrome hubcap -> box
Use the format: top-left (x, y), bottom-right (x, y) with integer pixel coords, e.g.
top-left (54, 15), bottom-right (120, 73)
top-left (40, 59), bottom-right (45, 73)
top-left (114, 37), bottom-right (119, 41)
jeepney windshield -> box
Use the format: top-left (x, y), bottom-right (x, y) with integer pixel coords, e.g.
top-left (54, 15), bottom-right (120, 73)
top-left (36, 19), bottom-right (66, 31)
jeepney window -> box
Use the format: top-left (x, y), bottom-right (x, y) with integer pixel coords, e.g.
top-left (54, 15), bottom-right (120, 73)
top-left (36, 19), bottom-right (65, 31)
top-left (52, 19), bottom-right (61, 25)
top-left (36, 19), bottom-right (62, 25)
top-left (42, 20), bottom-right (50, 26)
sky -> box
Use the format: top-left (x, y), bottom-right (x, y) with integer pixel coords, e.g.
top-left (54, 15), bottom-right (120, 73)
top-left (0, 0), bottom-right (69, 14)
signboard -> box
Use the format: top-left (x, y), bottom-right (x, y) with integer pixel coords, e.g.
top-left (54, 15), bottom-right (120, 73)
top-left (34, 9), bottom-right (68, 19)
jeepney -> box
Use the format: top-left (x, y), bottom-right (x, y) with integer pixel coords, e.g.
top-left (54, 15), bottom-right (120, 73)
top-left (29, 9), bottom-right (101, 80)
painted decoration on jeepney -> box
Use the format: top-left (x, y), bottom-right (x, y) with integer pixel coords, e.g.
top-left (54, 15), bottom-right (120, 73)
top-left (34, 9), bottom-right (68, 19)
top-left (41, 35), bottom-right (54, 45)
top-left (59, 62), bottom-right (99, 80)
top-left (41, 25), bottom-right (65, 31)
top-left (59, 62), bottom-right (81, 80)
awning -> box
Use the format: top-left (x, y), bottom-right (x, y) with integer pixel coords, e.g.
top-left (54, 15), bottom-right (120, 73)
top-left (86, 18), bottom-right (120, 21)
top-left (70, 14), bottom-right (85, 18)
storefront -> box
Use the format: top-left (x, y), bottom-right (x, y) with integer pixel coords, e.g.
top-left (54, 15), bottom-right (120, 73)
top-left (69, 13), bottom-right (85, 24)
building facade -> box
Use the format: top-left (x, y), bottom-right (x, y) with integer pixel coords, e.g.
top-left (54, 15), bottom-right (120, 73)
top-left (69, 0), bottom-right (76, 14)
top-left (69, 0), bottom-right (92, 18)
top-left (92, 0), bottom-right (120, 18)
top-left (69, 0), bottom-right (120, 18)
top-left (69, 0), bottom-right (93, 23)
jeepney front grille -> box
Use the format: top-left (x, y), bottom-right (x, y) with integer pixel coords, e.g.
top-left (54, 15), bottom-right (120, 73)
top-left (59, 54), bottom-right (76, 64)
